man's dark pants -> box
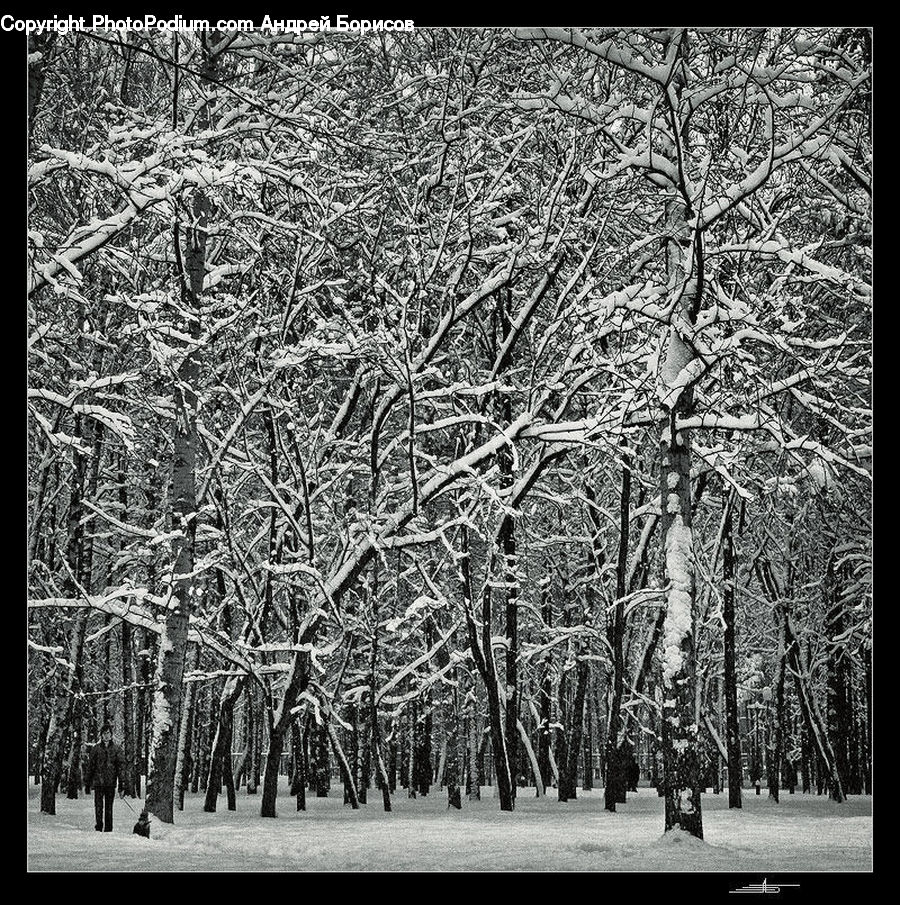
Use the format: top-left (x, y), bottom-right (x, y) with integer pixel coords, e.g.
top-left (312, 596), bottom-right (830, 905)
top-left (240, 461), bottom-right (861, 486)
top-left (93, 786), bottom-right (115, 832)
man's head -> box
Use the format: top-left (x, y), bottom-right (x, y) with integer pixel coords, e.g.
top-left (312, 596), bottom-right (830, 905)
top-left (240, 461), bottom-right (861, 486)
top-left (100, 723), bottom-right (112, 743)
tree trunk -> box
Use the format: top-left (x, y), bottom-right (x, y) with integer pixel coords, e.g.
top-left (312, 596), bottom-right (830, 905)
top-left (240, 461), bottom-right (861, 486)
top-left (430, 615), bottom-right (462, 809)
top-left (767, 614), bottom-right (787, 804)
top-left (416, 704), bottom-right (433, 796)
top-left (863, 646), bottom-right (872, 795)
top-left (459, 525), bottom-right (514, 810)
top-left (120, 619), bottom-right (136, 797)
top-left (497, 290), bottom-right (520, 801)
top-left (825, 563), bottom-right (852, 797)
top-left (145, 185), bottom-right (209, 823)
top-left (260, 653), bottom-right (309, 816)
top-left (407, 701), bottom-right (417, 798)
top-left (135, 629), bottom-right (153, 798)
top-left (785, 617), bottom-right (845, 802)
top-left (343, 703), bottom-right (358, 805)
top-left (801, 721), bottom-right (812, 794)
top-left (175, 646), bottom-right (201, 810)
top-left (603, 460), bottom-right (629, 812)
top-left (245, 683), bottom-right (257, 794)
top-left (722, 492), bottom-right (742, 808)
top-left (556, 652), bottom-right (570, 802)
top-left (466, 689), bottom-right (481, 801)
top-left (64, 695), bottom-right (84, 799)
top-left (328, 721), bottom-right (359, 808)
top-left (189, 683), bottom-right (203, 794)
top-left (537, 592), bottom-right (554, 791)
top-left (388, 729), bottom-right (398, 793)
top-left (658, 289), bottom-right (704, 837)
top-left (358, 704), bottom-right (370, 804)
top-left (315, 719), bottom-right (331, 798)
top-left (501, 504), bottom-right (519, 801)
top-left (368, 565), bottom-right (392, 812)
top-left (295, 720), bottom-right (307, 812)
top-left (582, 708), bottom-right (593, 792)
top-left (40, 414), bottom-right (92, 815)
top-left (204, 675), bottom-right (245, 812)
top-left (564, 660), bottom-right (589, 801)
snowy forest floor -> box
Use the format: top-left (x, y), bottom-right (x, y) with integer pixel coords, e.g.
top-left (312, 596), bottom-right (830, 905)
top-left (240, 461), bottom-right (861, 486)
top-left (27, 783), bottom-right (872, 872)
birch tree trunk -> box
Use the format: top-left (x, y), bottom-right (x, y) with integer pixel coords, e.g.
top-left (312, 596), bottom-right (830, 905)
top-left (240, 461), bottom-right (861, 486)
top-left (145, 182), bottom-right (209, 823)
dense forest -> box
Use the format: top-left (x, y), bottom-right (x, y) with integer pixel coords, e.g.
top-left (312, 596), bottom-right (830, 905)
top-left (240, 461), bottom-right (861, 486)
top-left (27, 26), bottom-right (871, 842)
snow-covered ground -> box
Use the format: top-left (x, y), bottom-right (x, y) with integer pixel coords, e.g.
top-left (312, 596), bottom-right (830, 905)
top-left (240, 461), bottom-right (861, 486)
top-left (27, 783), bottom-right (872, 872)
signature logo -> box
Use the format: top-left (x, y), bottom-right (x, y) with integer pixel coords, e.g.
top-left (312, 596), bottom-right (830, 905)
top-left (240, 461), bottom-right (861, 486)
top-left (730, 879), bottom-right (801, 895)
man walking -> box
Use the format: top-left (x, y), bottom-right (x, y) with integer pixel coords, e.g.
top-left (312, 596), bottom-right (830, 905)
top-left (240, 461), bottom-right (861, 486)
top-left (84, 723), bottom-right (125, 832)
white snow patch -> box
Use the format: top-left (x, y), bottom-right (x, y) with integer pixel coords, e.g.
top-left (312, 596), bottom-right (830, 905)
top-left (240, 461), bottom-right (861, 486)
top-left (662, 515), bottom-right (694, 684)
top-left (27, 785), bottom-right (872, 872)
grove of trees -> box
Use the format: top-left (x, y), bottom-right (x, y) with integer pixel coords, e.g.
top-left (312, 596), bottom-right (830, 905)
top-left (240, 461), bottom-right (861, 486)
top-left (27, 25), bottom-right (871, 842)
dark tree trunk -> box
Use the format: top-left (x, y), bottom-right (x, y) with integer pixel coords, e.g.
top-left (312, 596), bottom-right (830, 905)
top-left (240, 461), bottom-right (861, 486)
top-left (500, 504), bottom-right (518, 802)
top-left (295, 721), bottom-right (307, 812)
top-left (197, 687), bottom-right (214, 794)
top-left (368, 568), bottom-right (392, 811)
top-left (825, 565), bottom-right (852, 798)
top-left (328, 721), bottom-right (359, 808)
top-left (315, 720), bottom-right (331, 798)
top-left (445, 694), bottom-right (463, 809)
top-left (556, 658), bottom-right (570, 802)
top-left (786, 620), bottom-right (844, 802)
top-left (135, 629), bottom-right (153, 798)
top-left (801, 721), bottom-right (812, 794)
top-left (767, 627), bottom-right (787, 804)
top-left (343, 703), bottom-right (358, 805)
top-left (582, 708), bottom-right (594, 792)
top-left (245, 683), bottom-right (257, 794)
top-left (564, 660), bottom-right (589, 801)
top-left (41, 414), bottom-right (93, 815)
top-left (120, 620), bottom-right (136, 797)
top-left (496, 291), bottom-right (520, 802)
top-left (64, 700), bottom-right (84, 799)
top-left (863, 647), bottom-right (872, 795)
top-left (416, 705), bottom-right (433, 796)
top-left (358, 704), bottom-right (370, 804)
top-left (722, 493), bottom-right (743, 808)
top-left (603, 460), bottom-right (629, 812)
top-left (67, 424), bottom-right (106, 805)
top-left (176, 647), bottom-right (201, 810)
top-left (847, 682), bottom-right (861, 795)
top-left (429, 614), bottom-right (462, 809)
top-left (466, 688), bottom-right (481, 801)
top-left (34, 716), bottom-right (50, 785)
top-left (388, 731), bottom-right (398, 793)
top-left (458, 525), bottom-right (513, 810)
top-left (204, 676), bottom-right (245, 812)
top-left (407, 701), bottom-right (417, 798)
top-left (537, 593), bottom-right (554, 790)
top-left (260, 654), bottom-right (310, 816)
